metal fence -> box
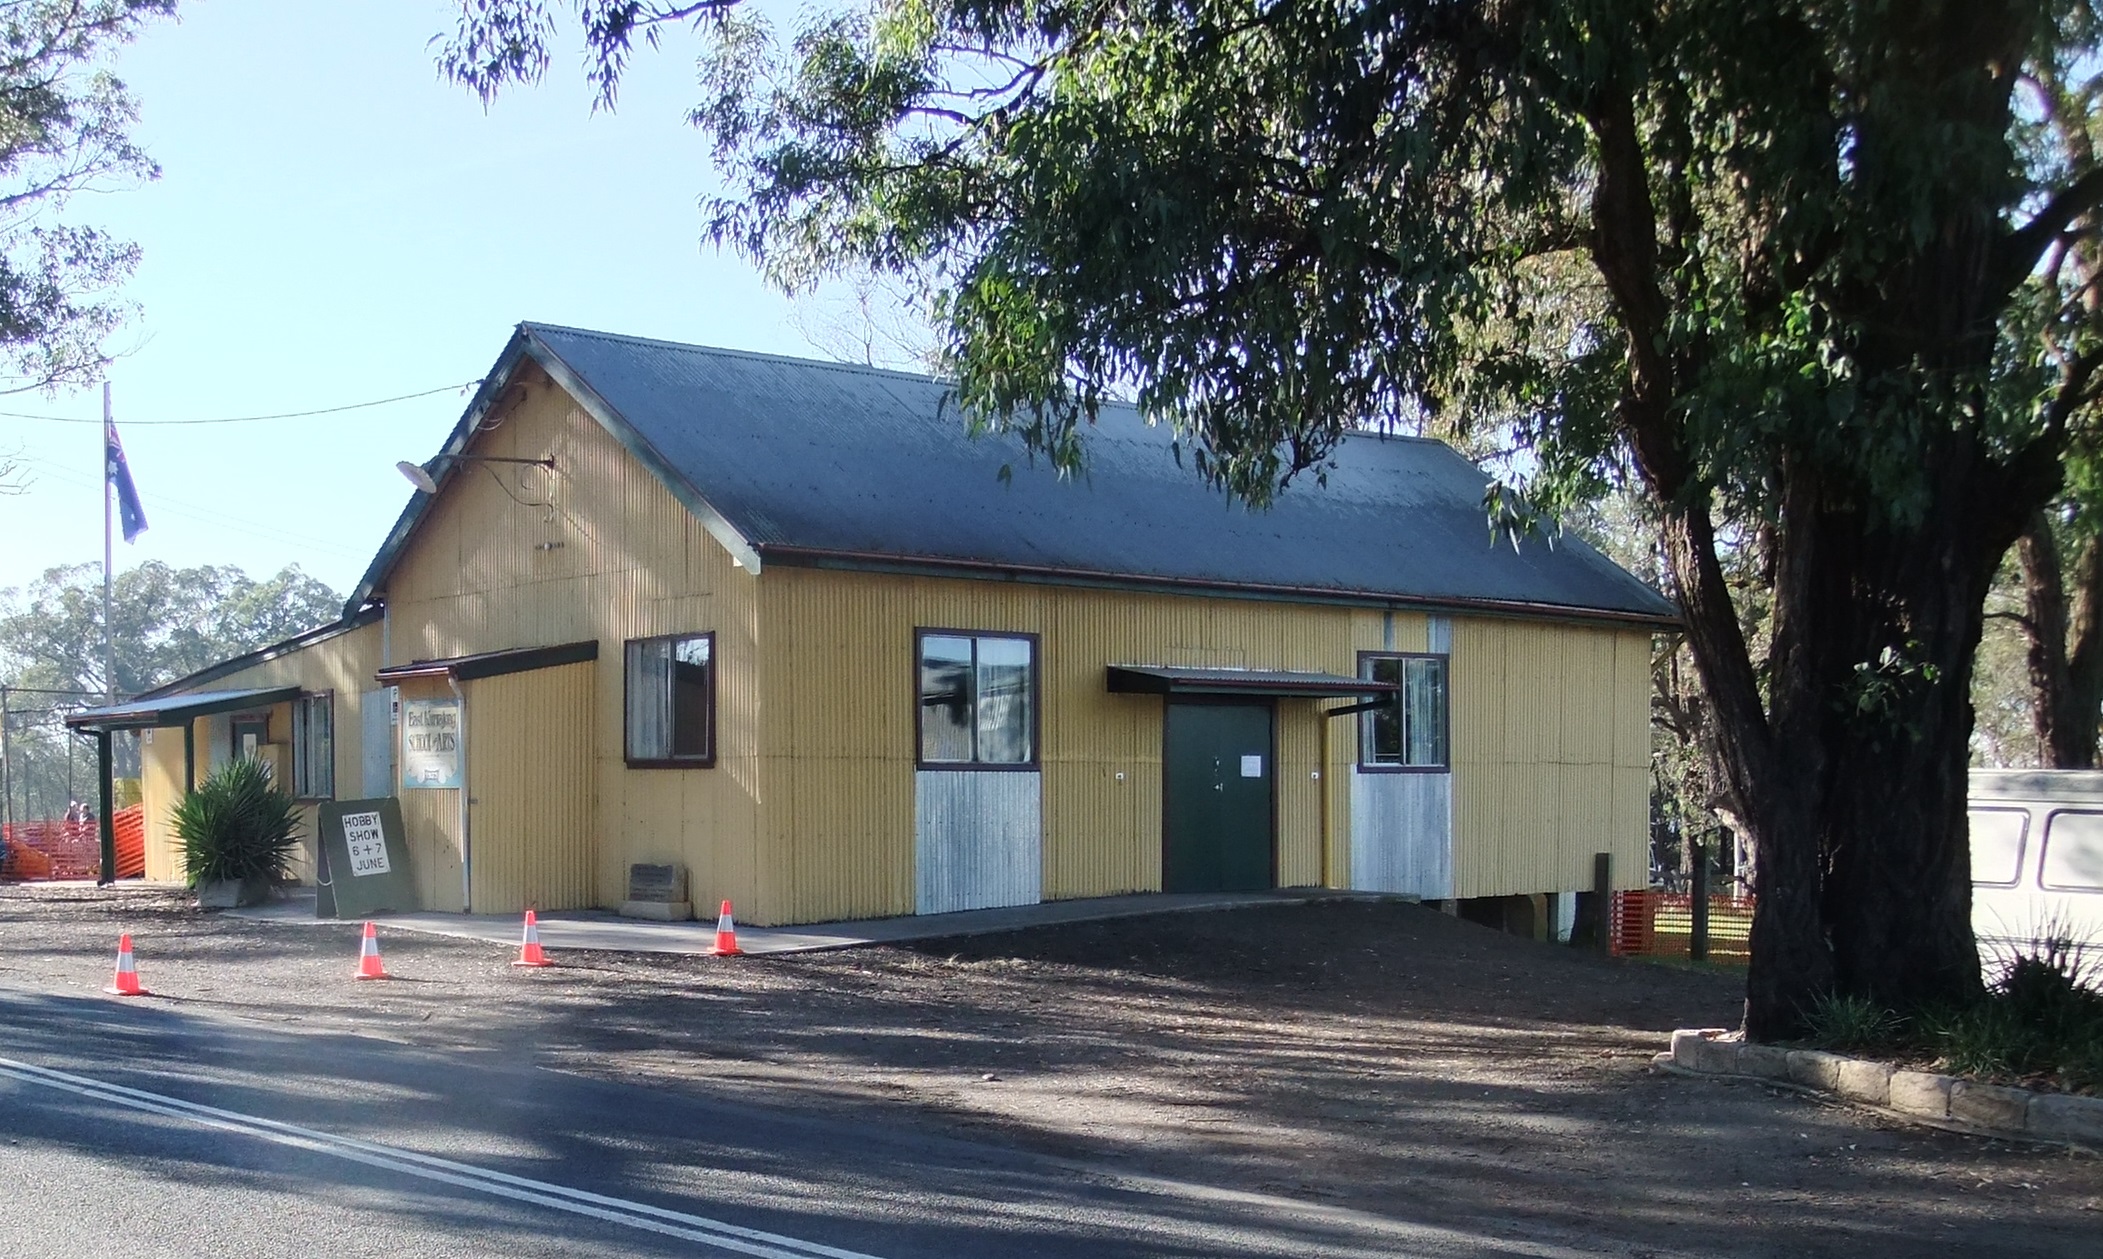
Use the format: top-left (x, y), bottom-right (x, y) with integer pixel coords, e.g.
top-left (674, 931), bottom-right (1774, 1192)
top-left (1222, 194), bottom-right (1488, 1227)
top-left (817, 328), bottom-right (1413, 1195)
top-left (0, 806), bottom-right (146, 881)
top-left (1610, 889), bottom-right (1754, 964)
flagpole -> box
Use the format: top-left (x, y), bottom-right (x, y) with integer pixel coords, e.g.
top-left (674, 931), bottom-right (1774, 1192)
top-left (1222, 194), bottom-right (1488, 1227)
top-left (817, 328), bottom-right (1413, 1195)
top-left (97, 380), bottom-right (117, 888)
top-left (102, 381), bottom-right (114, 705)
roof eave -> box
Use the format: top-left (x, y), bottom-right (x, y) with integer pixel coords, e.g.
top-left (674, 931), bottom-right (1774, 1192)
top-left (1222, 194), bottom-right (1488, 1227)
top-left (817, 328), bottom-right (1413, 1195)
top-left (66, 685), bottom-right (304, 731)
top-left (133, 607), bottom-right (385, 703)
top-left (756, 543), bottom-right (1681, 629)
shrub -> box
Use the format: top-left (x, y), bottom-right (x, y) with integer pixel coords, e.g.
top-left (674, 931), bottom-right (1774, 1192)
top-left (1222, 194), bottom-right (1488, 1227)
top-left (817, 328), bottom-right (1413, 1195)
top-left (1918, 933), bottom-right (2103, 1093)
top-left (171, 758), bottom-right (303, 890)
top-left (1800, 992), bottom-right (1904, 1052)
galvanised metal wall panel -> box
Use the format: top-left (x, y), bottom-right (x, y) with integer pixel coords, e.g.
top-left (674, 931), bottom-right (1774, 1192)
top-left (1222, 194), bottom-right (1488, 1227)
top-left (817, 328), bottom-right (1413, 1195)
top-left (914, 770), bottom-right (1043, 913)
top-left (380, 367), bottom-right (764, 918)
top-left (1347, 768), bottom-right (1453, 898)
top-left (466, 661), bottom-right (597, 913)
top-left (360, 689), bottom-right (393, 797)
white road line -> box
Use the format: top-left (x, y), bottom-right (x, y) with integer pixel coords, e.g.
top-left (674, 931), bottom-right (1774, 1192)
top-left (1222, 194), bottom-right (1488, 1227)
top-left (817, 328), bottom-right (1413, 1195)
top-left (0, 1056), bottom-right (886, 1259)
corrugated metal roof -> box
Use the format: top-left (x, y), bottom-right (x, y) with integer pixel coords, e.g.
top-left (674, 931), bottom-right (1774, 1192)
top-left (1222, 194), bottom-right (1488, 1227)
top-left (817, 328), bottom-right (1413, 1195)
top-left (65, 686), bottom-right (301, 731)
top-left (353, 323), bottom-right (1677, 624)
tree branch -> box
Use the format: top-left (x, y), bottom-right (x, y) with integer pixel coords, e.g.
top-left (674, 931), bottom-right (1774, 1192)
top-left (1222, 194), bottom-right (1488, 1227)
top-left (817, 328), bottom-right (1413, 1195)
top-left (2002, 166), bottom-right (2103, 295)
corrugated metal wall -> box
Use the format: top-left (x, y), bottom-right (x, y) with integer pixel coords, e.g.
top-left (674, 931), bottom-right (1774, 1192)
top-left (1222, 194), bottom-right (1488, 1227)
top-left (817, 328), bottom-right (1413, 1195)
top-left (758, 570), bottom-right (1429, 924)
top-left (914, 770), bottom-right (1042, 913)
top-left (466, 661), bottom-right (597, 911)
top-left (383, 365), bottom-right (763, 917)
top-left (138, 726), bottom-right (185, 881)
top-left (1447, 618), bottom-right (1651, 896)
top-left (141, 622), bottom-right (386, 890)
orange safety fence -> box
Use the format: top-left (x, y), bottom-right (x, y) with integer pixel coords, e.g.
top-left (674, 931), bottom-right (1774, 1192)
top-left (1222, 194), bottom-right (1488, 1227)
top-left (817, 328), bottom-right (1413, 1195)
top-left (1610, 888), bottom-right (1755, 964)
top-left (0, 805), bottom-right (145, 882)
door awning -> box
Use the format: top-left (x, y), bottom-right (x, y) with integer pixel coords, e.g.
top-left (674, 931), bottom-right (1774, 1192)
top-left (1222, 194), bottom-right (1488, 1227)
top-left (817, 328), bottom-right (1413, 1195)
top-left (375, 639), bottom-right (598, 684)
top-left (1105, 665), bottom-right (1399, 698)
top-left (63, 686), bottom-right (302, 732)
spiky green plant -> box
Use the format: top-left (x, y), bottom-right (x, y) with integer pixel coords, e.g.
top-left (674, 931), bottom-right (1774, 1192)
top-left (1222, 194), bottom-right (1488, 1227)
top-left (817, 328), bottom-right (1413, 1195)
top-left (1799, 993), bottom-right (1904, 1052)
top-left (171, 757), bottom-right (303, 889)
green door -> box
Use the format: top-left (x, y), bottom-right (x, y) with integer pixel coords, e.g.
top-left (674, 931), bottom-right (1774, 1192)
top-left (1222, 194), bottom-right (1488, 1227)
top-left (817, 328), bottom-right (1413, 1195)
top-left (1163, 702), bottom-right (1275, 893)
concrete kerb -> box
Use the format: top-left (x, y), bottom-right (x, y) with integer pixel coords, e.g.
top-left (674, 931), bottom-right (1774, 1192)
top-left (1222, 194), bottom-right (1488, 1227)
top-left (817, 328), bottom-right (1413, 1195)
top-left (1658, 1027), bottom-right (2102, 1154)
top-left (227, 888), bottom-right (1406, 958)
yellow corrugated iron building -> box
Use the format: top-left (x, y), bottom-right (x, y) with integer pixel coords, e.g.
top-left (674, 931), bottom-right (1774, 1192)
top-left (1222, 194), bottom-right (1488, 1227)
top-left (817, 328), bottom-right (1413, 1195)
top-left (111, 323), bottom-right (1672, 929)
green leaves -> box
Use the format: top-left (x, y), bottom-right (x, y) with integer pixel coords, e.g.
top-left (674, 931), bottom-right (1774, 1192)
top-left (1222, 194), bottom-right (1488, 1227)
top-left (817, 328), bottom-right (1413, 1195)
top-left (0, 0), bottom-right (172, 392)
top-left (170, 757), bottom-right (304, 890)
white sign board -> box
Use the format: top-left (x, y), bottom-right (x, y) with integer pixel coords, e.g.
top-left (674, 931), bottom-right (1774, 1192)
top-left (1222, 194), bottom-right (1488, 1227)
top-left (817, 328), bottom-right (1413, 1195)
top-left (400, 698), bottom-right (462, 789)
top-left (1240, 755), bottom-right (1263, 778)
top-left (341, 810), bottom-right (391, 877)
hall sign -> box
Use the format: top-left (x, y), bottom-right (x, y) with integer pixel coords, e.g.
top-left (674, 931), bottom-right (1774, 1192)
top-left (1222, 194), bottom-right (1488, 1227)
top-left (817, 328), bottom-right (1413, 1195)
top-left (401, 698), bottom-right (462, 789)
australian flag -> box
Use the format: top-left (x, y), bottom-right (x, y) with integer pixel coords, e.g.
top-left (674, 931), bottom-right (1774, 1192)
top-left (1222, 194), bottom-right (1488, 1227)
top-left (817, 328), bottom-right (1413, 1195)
top-left (105, 418), bottom-right (147, 543)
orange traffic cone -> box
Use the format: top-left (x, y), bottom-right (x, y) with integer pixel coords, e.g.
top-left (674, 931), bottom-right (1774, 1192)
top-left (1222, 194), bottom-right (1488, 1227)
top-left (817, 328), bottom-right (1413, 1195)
top-left (103, 933), bottom-right (147, 996)
top-left (353, 921), bottom-right (391, 980)
top-left (709, 900), bottom-right (743, 956)
top-left (512, 909), bottom-right (553, 968)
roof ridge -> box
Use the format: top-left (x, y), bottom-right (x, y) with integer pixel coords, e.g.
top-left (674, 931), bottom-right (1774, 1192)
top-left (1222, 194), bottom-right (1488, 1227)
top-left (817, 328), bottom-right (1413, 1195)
top-left (520, 321), bottom-right (960, 389)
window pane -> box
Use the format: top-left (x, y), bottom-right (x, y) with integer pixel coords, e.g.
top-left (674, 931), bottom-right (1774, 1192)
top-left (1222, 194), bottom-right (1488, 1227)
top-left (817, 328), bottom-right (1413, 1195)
top-left (670, 636), bottom-right (711, 758)
top-left (1969, 809), bottom-right (2028, 886)
top-left (1403, 657), bottom-right (1448, 767)
top-left (1361, 657), bottom-right (1403, 764)
top-left (975, 637), bottom-right (1033, 764)
top-left (309, 698), bottom-right (333, 797)
top-left (626, 638), bottom-right (672, 759)
top-left (2043, 811), bottom-right (2103, 892)
top-left (919, 635), bottom-right (975, 762)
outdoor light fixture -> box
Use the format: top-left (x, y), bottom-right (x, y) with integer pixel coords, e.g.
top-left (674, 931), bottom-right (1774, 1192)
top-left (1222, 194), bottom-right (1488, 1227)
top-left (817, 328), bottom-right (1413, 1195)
top-left (396, 454), bottom-right (557, 495)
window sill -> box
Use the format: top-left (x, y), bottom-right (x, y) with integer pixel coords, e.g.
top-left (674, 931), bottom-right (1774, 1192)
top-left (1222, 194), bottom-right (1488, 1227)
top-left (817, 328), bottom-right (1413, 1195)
top-left (915, 761), bottom-right (1041, 773)
top-left (1354, 763), bottom-right (1451, 775)
top-left (626, 757), bottom-right (716, 770)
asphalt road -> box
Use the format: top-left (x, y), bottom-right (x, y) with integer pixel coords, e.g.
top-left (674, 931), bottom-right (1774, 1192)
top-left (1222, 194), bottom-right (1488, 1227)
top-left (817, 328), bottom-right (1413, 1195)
top-left (0, 986), bottom-right (1659, 1259)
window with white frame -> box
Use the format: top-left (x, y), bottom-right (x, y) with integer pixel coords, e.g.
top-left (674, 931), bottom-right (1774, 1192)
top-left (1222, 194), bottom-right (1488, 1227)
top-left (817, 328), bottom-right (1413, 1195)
top-left (290, 693), bottom-right (335, 798)
top-left (917, 631), bottom-right (1036, 767)
top-left (1359, 653), bottom-right (1449, 769)
top-left (626, 633), bottom-right (715, 766)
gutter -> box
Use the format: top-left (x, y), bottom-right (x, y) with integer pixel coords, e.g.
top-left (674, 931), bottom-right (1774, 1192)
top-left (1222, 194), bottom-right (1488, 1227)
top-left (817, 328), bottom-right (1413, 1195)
top-left (754, 543), bottom-right (1681, 630)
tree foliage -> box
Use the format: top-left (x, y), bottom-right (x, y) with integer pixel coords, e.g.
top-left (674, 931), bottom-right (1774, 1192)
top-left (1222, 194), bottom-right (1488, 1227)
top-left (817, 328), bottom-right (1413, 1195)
top-left (0, 0), bottom-right (173, 393)
top-left (443, 0), bottom-right (2103, 1035)
top-left (0, 561), bottom-right (341, 699)
top-left (0, 562), bottom-right (341, 819)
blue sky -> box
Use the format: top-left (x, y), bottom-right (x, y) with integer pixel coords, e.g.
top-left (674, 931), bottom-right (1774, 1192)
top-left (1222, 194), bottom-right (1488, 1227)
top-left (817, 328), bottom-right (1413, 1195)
top-left (0, 0), bottom-right (845, 603)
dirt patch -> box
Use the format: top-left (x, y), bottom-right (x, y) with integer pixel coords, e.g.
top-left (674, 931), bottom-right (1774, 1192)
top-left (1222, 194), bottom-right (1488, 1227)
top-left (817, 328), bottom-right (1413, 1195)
top-left (2, 884), bottom-right (2095, 1255)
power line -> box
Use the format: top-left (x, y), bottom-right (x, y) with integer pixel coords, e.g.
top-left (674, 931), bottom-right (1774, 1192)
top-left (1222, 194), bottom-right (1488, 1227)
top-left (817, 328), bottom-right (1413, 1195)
top-left (0, 380), bottom-right (482, 426)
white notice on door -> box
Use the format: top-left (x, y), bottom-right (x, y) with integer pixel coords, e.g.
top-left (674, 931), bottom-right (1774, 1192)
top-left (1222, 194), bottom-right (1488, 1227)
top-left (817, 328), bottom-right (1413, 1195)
top-left (342, 811), bottom-right (391, 877)
top-left (1240, 755), bottom-right (1263, 778)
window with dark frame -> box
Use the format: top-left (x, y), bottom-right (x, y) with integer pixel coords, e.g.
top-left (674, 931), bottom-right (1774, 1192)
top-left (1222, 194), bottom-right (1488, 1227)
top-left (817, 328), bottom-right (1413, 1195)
top-left (917, 631), bottom-right (1036, 767)
top-left (1359, 653), bottom-right (1449, 769)
top-left (290, 694), bottom-right (334, 799)
top-left (626, 633), bottom-right (715, 766)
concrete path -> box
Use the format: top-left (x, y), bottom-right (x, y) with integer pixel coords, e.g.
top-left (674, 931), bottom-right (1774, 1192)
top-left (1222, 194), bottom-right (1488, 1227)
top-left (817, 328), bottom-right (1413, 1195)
top-left (228, 888), bottom-right (1385, 956)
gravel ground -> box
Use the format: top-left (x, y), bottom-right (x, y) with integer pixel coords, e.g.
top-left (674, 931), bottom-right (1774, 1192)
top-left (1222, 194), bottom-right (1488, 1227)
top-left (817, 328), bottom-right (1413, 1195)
top-left (1, 883), bottom-right (2096, 1257)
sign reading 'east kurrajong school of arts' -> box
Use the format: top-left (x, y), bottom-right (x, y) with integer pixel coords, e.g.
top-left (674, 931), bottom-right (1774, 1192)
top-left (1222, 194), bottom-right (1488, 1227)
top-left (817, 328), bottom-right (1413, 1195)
top-left (401, 698), bottom-right (462, 789)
